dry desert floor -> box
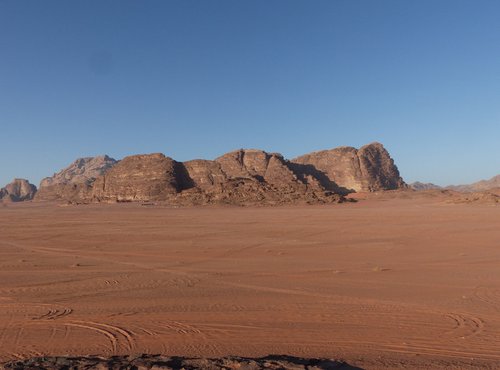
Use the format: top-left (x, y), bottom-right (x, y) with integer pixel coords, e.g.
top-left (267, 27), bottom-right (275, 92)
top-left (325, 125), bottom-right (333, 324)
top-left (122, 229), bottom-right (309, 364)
top-left (0, 197), bottom-right (499, 369)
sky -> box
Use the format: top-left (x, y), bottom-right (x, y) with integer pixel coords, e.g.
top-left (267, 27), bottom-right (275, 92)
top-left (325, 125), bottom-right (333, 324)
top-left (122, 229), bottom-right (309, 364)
top-left (1, 0), bottom-right (499, 187)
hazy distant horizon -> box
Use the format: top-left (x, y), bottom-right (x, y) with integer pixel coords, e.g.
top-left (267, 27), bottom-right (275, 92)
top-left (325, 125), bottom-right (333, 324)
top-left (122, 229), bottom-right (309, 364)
top-left (1, 1), bottom-right (499, 187)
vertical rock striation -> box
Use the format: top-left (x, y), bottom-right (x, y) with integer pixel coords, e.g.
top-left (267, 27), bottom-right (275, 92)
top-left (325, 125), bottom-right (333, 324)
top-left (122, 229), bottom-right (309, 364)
top-left (32, 142), bottom-right (406, 204)
top-left (0, 179), bottom-right (37, 202)
top-left (292, 142), bottom-right (405, 192)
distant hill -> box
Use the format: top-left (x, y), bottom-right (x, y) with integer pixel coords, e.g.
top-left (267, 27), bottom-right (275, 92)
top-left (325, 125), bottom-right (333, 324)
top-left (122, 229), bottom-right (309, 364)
top-left (446, 174), bottom-right (500, 192)
top-left (0, 179), bottom-right (37, 202)
top-left (409, 182), bottom-right (442, 191)
top-left (410, 174), bottom-right (500, 193)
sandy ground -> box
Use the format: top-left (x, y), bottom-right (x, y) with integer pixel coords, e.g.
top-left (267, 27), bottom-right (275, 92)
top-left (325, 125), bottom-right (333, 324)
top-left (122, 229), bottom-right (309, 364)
top-left (0, 198), bottom-right (499, 369)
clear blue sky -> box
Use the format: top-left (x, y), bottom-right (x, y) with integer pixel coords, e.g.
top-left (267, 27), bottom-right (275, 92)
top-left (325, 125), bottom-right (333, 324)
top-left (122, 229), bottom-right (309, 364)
top-left (1, 0), bottom-right (499, 187)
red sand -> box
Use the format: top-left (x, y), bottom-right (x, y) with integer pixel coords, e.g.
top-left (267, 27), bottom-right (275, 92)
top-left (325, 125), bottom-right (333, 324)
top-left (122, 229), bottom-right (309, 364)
top-left (0, 198), bottom-right (499, 368)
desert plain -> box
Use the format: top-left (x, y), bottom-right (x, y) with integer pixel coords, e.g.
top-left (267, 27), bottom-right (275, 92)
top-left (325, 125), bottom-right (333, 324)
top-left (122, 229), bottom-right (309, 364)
top-left (0, 195), bottom-right (499, 369)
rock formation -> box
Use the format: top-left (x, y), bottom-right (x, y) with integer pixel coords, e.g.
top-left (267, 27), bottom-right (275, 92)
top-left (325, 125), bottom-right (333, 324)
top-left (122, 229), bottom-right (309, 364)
top-left (40, 155), bottom-right (117, 187)
top-left (0, 179), bottom-right (37, 202)
top-left (187, 149), bottom-right (337, 205)
top-left (214, 149), bottom-right (311, 192)
top-left (181, 159), bottom-right (228, 191)
top-left (33, 143), bottom-right (406, 205)
top-left (87, 150), bottom-right (341, 205)
top-left (91, 153), bottom-right (182, 202)
top-left (35, 155), bottom-right (117, 201)
top-left (292, 142), bottom-right (406, 192)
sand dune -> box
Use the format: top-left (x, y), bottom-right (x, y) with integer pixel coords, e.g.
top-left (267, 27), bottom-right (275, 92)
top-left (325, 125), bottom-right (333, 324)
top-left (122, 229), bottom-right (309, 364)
top-left (0, 197), bottom-right (499, 369)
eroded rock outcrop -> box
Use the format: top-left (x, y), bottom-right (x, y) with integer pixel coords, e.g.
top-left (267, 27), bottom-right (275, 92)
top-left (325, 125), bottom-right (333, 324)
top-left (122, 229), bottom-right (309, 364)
top-left (215, 149), bottom-right (306, 189)
top-left (32, 143), bottom-right (405, 205)
top-left (181, 159), bottom-right (228, 191)
top-left (40, 155), bottom-right (117, 187)
top-left (292, 142), bottom-right (406, 192)
top-left (36, 155), bottom-right (117, 201)
top-left (205, 149), bottom-right (336, 205)
top-left (92, 153), bottom-right (182, 202)
top-left (173, 149), bottom-right (341, 205)
top-left (0, 179), bottom-right (37, 202)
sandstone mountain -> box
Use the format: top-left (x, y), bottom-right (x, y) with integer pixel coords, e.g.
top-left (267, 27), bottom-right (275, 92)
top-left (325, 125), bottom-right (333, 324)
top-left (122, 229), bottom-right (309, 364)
top-left (214, 149), bottom-right (321, 193)
top-left (40, 155), bottom-right (117, 186)
top-left (33, 143), bottom-right (406, 205)
top-left (181, 159), bottom-right (228, 191)
top-left (92, 153), bottom-right (182, 202)
top-left (446, 174), bottom-right (500, 193)
top-left (291, 142), bottom-right (406, 192)
top-left (410, 182), bottom-right (442, 191)
top-left (0, 179), bottom-right (37, 202)
top-left (89, 150), bottom-right (338, 205)
top-left (35, 155), bottom-right (117, 201)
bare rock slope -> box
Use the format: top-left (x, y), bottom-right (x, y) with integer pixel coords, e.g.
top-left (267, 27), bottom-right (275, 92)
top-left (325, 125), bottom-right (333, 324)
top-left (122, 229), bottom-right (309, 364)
top-left (39, 155), bottom-right (117, 187)
top-left (292, 142), bottom-right (405, 192)
top-left (90, 150), bottom-right (340, 205)
top-left (92, 153), bottom-right (182, 202)
top-left (35, 155), bottom-right (117, 201)
top-left (34, 143), bottom-right (405, 204)
top-left (0, 179), bottom-right (37, 202)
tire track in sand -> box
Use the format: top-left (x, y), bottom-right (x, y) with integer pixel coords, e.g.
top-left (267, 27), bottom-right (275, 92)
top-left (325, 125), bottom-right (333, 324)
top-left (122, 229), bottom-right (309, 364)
top-left (32, 307), bottom-right (73, 321)
top-left (64, 320), bottom-right (135, 353)
top-left (156, 321), bottom-right (203, 335)
top-left (474, 286), bottom-right (500, 312)
top-left (444, 313), bottom-right (484, 339)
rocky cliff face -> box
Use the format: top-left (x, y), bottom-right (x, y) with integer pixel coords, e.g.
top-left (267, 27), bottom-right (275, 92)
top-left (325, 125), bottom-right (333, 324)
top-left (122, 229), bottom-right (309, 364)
top-left (40, 155), bottom-right (117, 187)
top-left (181, 159), bottom-right (228, 191)
top-left (292, 142), bottom-right (406, 192)
top-left (196, 149), bottom-right (335, 205)
top-left (215, 149), bottom-right (307, 190)
top-left (92, 153), bottom-right (182, 202)
top-left (32, 142), bottom-right (405, 204)
top-left (87, 150), bottom-right (340, 205)
top-left (35, 155), bottom-right (117, 201)
top-left (35, 182), bottom-right (93, 202)
top-left (0, 179), bottom-right (37, 202)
